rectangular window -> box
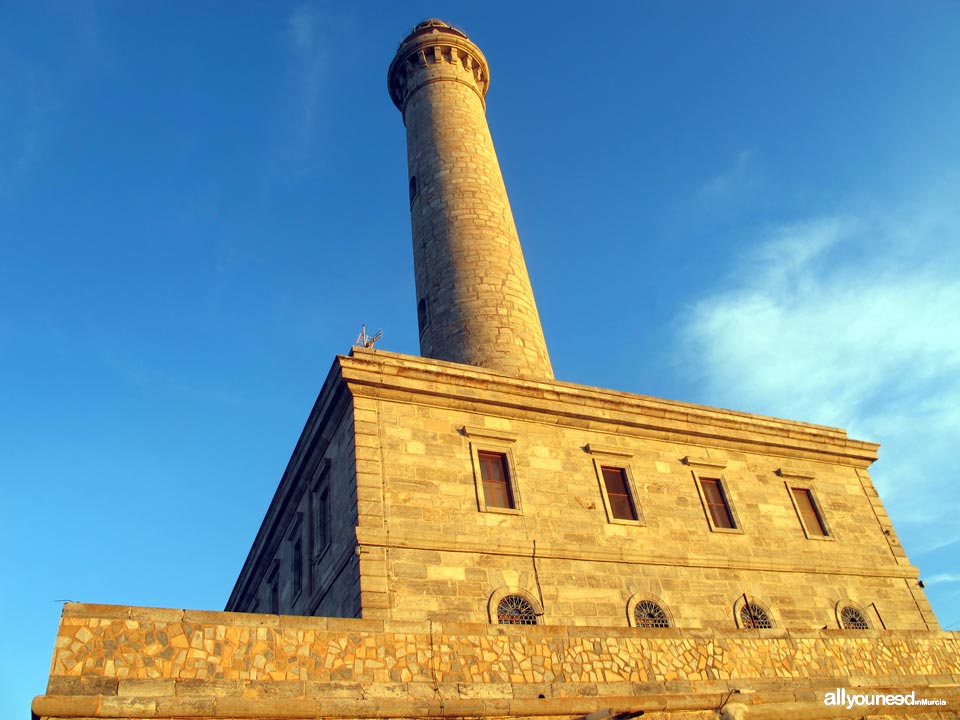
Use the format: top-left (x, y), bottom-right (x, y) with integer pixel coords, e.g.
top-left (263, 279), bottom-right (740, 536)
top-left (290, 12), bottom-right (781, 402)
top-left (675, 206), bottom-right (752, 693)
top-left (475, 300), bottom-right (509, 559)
top-left (478, 451), bottom-right (514, 509)
top-left (292, 538), bottom-right (303, 597)
top-left (601, 466), bottom-right (638, 521)
top-left (792, 487), bottom-right (828, 537)
top-left (313, 486), bottom-right (330, 553)
top-left (700, 477), bottom-right (736, 529)
top-left (267, 565), bottom-right (279, 614)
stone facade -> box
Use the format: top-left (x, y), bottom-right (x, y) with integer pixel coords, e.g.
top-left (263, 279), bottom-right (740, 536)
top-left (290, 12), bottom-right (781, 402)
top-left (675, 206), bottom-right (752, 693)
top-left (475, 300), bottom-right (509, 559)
top-left (225, 348), bottom-right (937, 637)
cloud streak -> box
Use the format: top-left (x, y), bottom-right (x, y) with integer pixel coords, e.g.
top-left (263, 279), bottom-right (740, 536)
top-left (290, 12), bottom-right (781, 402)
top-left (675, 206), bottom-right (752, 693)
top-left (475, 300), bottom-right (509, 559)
top-left (925, 574), bottom-right (960, 586)
top-left (287, 3), bottom-right (327, 143)
top-left (678, 189), bottom-right (960, 566)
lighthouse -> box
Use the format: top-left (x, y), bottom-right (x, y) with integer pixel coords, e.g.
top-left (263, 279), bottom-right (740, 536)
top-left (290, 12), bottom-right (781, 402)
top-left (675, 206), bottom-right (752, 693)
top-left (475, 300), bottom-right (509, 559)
top-left (388, 19), bottom-right (554, 379)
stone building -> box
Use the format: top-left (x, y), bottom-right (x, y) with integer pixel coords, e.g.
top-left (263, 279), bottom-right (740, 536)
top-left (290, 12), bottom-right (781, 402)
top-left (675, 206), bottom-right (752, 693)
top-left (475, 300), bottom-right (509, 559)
top-left (33, 19), bottom-right (959, 720)
top-left (225, 18), bottom-right (935, 636)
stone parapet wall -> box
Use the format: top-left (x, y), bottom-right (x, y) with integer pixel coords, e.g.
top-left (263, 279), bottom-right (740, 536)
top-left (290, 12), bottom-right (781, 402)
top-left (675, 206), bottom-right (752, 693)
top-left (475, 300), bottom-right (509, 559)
top-left (34, 604), bottom-right (960, 719)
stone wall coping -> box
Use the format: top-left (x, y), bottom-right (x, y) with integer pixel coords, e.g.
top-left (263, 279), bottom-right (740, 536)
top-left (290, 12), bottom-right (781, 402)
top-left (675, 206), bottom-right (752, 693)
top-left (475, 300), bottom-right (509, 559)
top-left (341, 349), bottom-right (880, 466)
top-left (32, 685), bottom-right (960, 719)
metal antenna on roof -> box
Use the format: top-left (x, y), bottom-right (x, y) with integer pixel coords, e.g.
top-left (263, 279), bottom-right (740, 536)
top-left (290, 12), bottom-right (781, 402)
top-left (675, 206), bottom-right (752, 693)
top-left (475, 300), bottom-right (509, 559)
top-left (355, 324), bottom-right (383, 349)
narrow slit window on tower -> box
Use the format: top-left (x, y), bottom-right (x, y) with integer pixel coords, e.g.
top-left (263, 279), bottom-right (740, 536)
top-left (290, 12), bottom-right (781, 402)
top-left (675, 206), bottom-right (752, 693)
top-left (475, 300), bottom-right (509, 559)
top-left (478, 451), bottom-right (514, 509)
top-left (312, 463), bottom-right (332, 578)
top-left (791, 486), bottom-right (829, 537)
top-left (292, 537), bottom-right (303, 598)
top-left (267, 563), bottom-right (279, 615)
top-left (417, 297), bottom-right (428, 336)
top-left (699, 477), bottom-right (737, 530)
top-left (409, 175), bottom-right (418, 206)
top-left (601, 466), bottom-right (638, 521)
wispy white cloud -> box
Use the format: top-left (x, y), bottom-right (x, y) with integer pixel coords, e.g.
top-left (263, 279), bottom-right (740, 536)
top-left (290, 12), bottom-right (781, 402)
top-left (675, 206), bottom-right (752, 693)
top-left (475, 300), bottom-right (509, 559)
top-left (287, 3), bottom-right (327, 142)
top-left (678, 188), bottom-right (960, 564)
top-left (925, 574), bottom-right (960, 585)
top-left (263, 2), bottom-right (349, 184)
top-left (0, 1), bottom-right (105, 199)
top-left (697, 150), bottom-right (757, 199)
top-left (0, 60), bottom-right (53, 198)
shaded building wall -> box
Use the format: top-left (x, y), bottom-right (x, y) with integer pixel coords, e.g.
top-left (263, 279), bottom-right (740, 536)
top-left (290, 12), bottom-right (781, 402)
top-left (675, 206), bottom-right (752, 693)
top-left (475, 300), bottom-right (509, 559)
top-left (226, 359), bottom-right (361, 619)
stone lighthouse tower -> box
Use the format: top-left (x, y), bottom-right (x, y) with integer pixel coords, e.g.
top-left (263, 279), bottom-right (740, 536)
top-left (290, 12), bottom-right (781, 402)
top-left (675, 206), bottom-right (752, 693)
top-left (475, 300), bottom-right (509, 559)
top-left (34, 19), bottom-right (954, 720)
top-left (388, 20), bottom-right (553, 379)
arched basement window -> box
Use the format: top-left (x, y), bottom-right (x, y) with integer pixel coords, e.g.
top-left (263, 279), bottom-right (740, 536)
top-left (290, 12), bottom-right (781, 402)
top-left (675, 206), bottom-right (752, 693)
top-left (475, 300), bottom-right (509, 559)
top-left (497, 594), bottom-right (538, 625)
top-left (634, 600), bottom-right (671, 628)
top-left (739, 603), bottom-right (773, 629)
top-left (840, 605), bottom-right (870, 629)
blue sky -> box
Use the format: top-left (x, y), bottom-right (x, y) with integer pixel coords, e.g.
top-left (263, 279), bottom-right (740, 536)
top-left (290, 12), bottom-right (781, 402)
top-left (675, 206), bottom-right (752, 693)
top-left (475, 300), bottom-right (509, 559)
top-left (2, 1), bottom-right (959, 713)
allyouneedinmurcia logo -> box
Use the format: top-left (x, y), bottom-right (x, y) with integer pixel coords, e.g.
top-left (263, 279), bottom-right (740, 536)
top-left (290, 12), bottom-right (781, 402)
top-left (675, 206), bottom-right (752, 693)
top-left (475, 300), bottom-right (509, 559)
top-left (823, 688), bottom-right (947, 710)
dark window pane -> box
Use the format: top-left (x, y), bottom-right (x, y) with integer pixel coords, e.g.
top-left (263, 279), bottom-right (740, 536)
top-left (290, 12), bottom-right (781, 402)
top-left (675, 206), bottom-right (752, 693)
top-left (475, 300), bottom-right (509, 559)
top-left (478, 451), bottom-right (513, 509)
top-left (313, 487), bottom-right (330, 551)
top-left (479, 452), bottom-right (505, 483)
top-left (792, 487), bottom-right (827, 536)
top-left (608, 494), bottom-right (635, 520)
top-left (483, 479), bottom-right (512, 508)
top-left (292, 539), bottom-right (302, 596)
top-left (602, 467), bottom-right (628, 496)
top-left (602, 467), bottom-right (637, 520)
top-left (269, 570), bottom-right (279, 614)
top-left (701, 478), bottom-right (735, 529)
top-left (701, 478), bottom-right (724, 505)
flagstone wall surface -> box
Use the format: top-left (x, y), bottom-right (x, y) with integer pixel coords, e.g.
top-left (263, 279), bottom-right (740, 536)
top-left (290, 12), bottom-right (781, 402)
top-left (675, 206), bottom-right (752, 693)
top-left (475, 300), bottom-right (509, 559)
top-left (37, 603), bottom-right (959, 719)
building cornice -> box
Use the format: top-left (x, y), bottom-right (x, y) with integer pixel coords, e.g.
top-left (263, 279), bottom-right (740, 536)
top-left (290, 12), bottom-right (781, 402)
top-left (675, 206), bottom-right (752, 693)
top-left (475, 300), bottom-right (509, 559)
top-left (340, 348), bottom-right (879, 467)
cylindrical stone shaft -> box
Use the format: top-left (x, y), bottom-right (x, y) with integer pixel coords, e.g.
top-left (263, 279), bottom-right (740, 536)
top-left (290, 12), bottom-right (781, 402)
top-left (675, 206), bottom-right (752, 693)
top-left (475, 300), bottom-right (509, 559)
top-left (388, 20), bottom-right (553, 379)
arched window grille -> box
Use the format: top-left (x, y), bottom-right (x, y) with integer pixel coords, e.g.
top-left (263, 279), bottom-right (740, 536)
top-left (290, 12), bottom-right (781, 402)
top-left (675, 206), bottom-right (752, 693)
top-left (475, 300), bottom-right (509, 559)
top-left (497, 594), bottom-right (538, 625)
top-left (634, 600), bottom-right (670, 628)
top-left (840, 605), bottom-right (870, 629)
top-left (739, 603), bottom-right (773, 629)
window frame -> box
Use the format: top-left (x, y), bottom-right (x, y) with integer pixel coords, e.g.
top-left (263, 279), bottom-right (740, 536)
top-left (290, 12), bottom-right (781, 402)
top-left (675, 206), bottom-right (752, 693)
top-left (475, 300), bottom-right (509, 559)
top-left (311, 459), bottom-right (332, 592)
top-left (626, 592), bottom-right (673, 629)
top-left (586, 444), bottom-right (644, 526)
top-left (287, 513), bottom-right (304, 604)
top-left (733, 595), bottom-right (776, 630)
top-left (292, 536), bottom-right (303, 599)
top-left (496, 594), bottom-right (539, 625)
top-left (487, 587), bottom-right (543, 625)
top-left (835, 600), bottom-right (872, 630)
top-left (477, 450), bottom-right (516, 510)
top-left (464, 426), bottom-right (522, 515)
top-left (785, 481), bottom-right (834, 541)
top-left (691, 471), bottom-right (743, 534)
top-left (267, 561), bottom-right (280, 615)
